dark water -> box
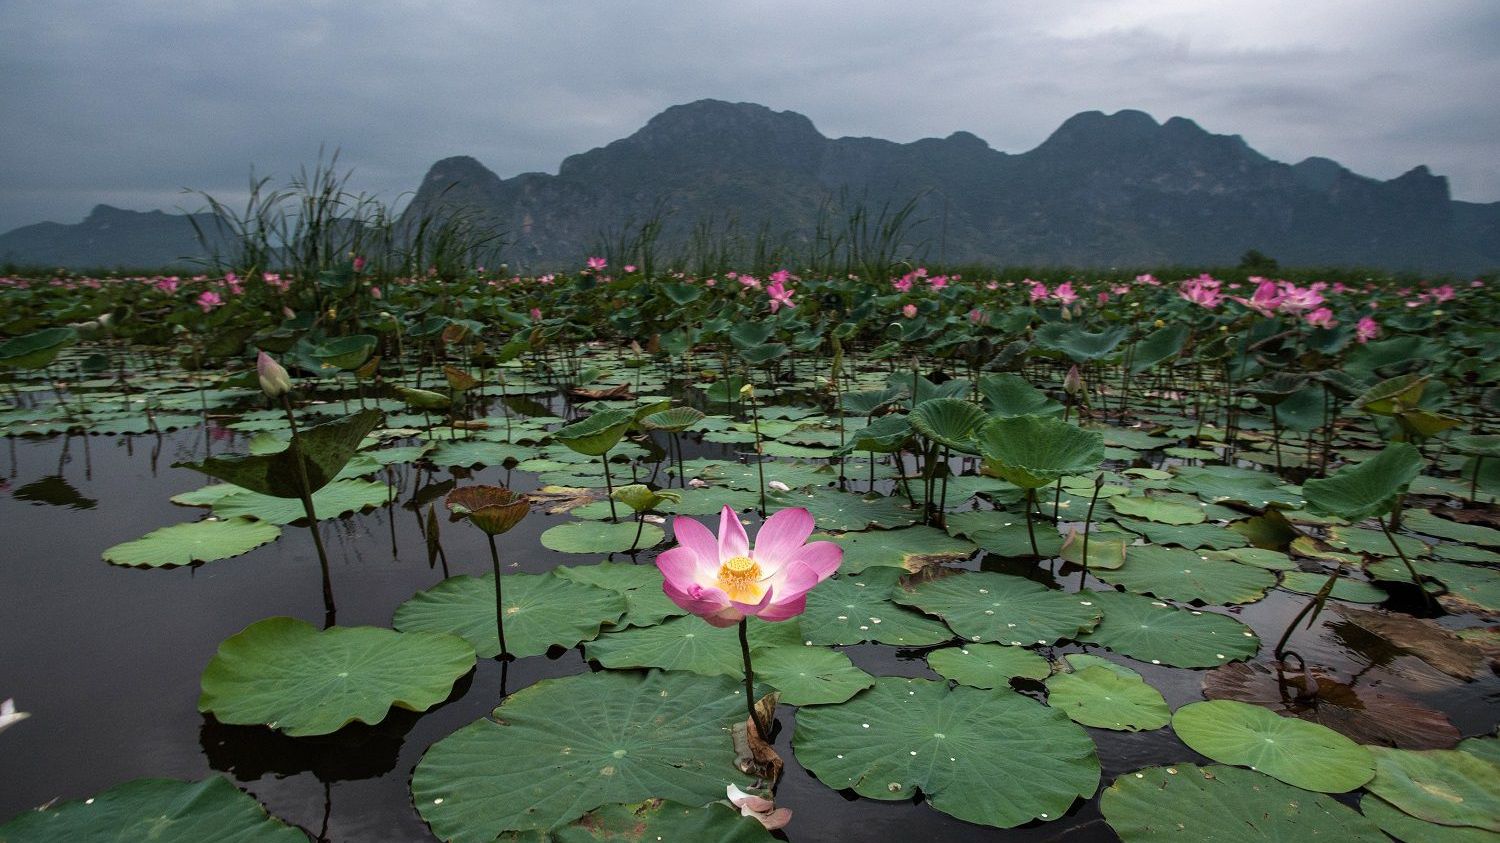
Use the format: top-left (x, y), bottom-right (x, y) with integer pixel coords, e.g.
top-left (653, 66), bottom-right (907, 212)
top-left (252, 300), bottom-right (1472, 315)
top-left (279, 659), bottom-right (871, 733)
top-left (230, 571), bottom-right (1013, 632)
top-left (1, 420), bottom-right (1496, 841)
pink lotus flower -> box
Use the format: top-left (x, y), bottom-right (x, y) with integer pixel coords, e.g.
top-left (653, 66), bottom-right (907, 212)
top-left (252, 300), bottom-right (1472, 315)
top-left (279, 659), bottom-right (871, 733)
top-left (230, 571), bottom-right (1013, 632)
top-left (1356, 316), bottom-right (1380, 343)
top-left (968, 308), bottom-right (985, 324)
top-left (1053, 282), bottom-right (1078, 305)
top-left (1027, 280), bottom-right (1048, 302)
top-left (1179, 277), bottom-right (1222, 308)
top-left (656, 506), bottom-right (841, 627)
top-left (1304, 307), bottom-right (1336, 329)
top-left (901, 303), bottom-right (918, 318)
top-left (928, 274), bottom-right (948, 290)
top-left (1231, 279), bottom-right (1284, 317)
top-left (585, 256), bottom-right (607, 271)
top-left (196, 290), bottom-right (223, 312)
top-left (352, 256), bottom-right (366, 272)
top-left (624, 264), bottom-right (637, 273)
top-left (1277, 284), bottom-right (1323, 314)
top-left (1431, 284), bottom-right (1455, 302)
top-left (766, 279), bottom-right (795, 313)
top-left (529, 307), bottom-right (542, 322)
top-left (892, 275), bottom-right (913, 293)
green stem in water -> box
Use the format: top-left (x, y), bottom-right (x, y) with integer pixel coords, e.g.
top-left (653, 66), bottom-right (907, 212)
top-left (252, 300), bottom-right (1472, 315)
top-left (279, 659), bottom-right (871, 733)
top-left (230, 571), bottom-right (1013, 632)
top-left (281, 395), bottom-right (335, 628)
top-left (487, 533), bottom-right (509, 659)
top-left (738, 618), bottom-right (763, 736)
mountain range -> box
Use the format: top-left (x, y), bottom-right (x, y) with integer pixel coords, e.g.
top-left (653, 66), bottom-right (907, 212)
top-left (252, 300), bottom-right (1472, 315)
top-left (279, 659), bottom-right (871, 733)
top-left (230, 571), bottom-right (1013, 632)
top-left (3, 100), bottom-right (1496, 273)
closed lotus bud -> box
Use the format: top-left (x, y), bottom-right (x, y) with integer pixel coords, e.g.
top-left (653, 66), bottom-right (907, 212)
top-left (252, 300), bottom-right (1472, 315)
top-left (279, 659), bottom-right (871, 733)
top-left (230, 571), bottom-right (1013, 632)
top-left (1154, 319), bottom-right (1166, 328)
top-left (256, 351), bottom-right (292, 398)
top-left (740, 383), bottom-right (755, 398)
top-left (1063, 365), bottom-right (1083, 396)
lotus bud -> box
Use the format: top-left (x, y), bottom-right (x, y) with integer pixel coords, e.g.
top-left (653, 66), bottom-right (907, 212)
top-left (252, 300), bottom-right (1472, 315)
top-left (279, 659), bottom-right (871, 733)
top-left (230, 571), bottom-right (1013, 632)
top-left (1064, 365), bottom-right (1083, 397)
top-left (740, 383), bottom-right (755, 398)
top-left (1154, 319), bottom-right (1166, 328)
top-left (256, 351), bottom-right (292, 398)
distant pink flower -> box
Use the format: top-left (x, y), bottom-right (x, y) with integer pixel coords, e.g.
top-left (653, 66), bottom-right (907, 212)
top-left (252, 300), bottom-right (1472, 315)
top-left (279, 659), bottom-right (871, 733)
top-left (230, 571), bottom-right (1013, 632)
top-left (585, 256), bottom-right (607, 272)
top-left (738, 275), bottom-right (762, 290)
top-left (928, 275), bottom-right (948, 290)
top-left (766, 279), bottom-right (795, 313)
top-left (1278, 284), bottom-right (1323, 314)
top-left (624, 264), bottom-right (637, 273)
top-left (892, 275), bottom-right (913, 293)
top-left (155, 277), bottom-right (180, 294)
top-left (529, 307), bottom-right (542, 322)
top-left (1304, 307), bottom-right (1336, 329)
top-left (196, 291), bottom-right (223, 312)
top-left (902, 303), bottom-right (918, 318)
top-left (1135, 273), bottom-right (1159, 286)
top-left (1232, 280), bottom-right (1284, 317)
top-left (1431, 284), bottom-right (1455, 302)
top-left (352, 256), bottom-right (366, 272)
top-left (968, 308), bottom-right (985, 324)
top-left (985, 280), bottom-right (999, 291)
top-left (1356, 316), bottom-right (1380, 343)
top-left (1028, 281), bottom-right (1048, 302)
top-left (769, 269), bottom-right (791, 285)
top-left (370, 286), bottom-right (382, 300)
top-left (656, 506), bottom-right (841, 627)
top-left (1053, 282), bottom-right (1078, 305)
top-left (1096, 291), bottom-right (1110, 306)
top-left (704, 278), bottom-right (716, 287)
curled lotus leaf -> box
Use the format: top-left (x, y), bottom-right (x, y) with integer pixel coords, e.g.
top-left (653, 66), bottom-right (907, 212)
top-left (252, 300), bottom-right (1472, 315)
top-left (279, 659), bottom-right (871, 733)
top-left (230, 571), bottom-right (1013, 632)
top-left (1303, 443), bottom-right (1424, 523)
top-left (553, 408), bottom-right (635, 456)
top-left (976, 414), bottom-right (1105, 489)
top-left (446, 485), bottom-right (530, 535)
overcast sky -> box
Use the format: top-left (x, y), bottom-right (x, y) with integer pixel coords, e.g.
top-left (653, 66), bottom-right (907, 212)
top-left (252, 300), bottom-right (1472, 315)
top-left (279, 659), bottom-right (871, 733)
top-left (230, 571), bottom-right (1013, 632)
top-left (2, 1), bottom-right (1497, 231)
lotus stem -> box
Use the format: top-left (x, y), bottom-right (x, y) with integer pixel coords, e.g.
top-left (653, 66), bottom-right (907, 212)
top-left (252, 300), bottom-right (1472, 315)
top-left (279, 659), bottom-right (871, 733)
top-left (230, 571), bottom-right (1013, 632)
top-left (1024, 488), bottom-right (1041, 558)
top-left (487, 533), bottom-right (509, 658)
top-left (280, 395), bottom-right (335, 628)
top-left (602, 450), bottom-right (619, 522)
top-left (1273, 569), bottom-right (1338, 663)
top-left (738, 618), bottom-right (764, 737)
top-left (1377, 515), bottom-right (1431, 602)
top-left (1079, 474), bottom-right (1103, 590)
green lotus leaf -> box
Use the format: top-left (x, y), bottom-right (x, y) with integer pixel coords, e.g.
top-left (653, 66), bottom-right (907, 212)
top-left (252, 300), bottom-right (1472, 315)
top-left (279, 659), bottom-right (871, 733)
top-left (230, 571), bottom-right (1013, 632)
top-left (1078, 589), bottom-right (1261, 668)
top-left (1127, 323), bottom-right (1190, 374)
top-left (1116, 519), bottom-right (1249, 550)
top-left (1303, 443), bottom-right (1424, 522)
top-left (1035, 323), bottom-right (1128, 362)
top-left (1364, 747), bottom-right (1500, 832)
top-left (926, 643), bottom-right (1051, 688)
top-left (1401, 509), bottom-right (1500, 547)
top-left (978, 372), bottom-right (1065, 418)
top-left (800, 568), bottom-right (956, 646)
top-left (551, 561), bottom-right (686, 628)
top-left (609, 483), bottom-right (681, 513)
top-left (583, 615), bottom-right (803, 676)
top-left (102, 517), bottom-right (281, 567)
top-left (394, 386), bottom-right (452, 410)
top-left (838, 412), bottom-right (912, 454)
top-left (539, 520), bottom-right (664, 553)
top-left (765, 488), bottom-right (918, 531)
top-left (1094, 544), bottom-right (1276, 605)
top-left (976, 415), bottom-right (1104, 489)
top-left (793, 677), bottom-right (1100, 828)
top-left (426, 440), bottom-right (526, 468)
top-left (176, 409), bottom-right (382, 498)
top-left (310, 334), bottom-right (377, 370)
top-left (0, 326), bottom-right (78, 369)
top-left (1058, 529), bottom-right (1129, 570)
top-left (1101, 764), bottom-right (1386, 843)
top-left (1359, 795), bottom-right (1500, 843)
top-left (1045, 656), bottom-right (1170, 731)
top-left (0, 776), bottom-right (306, 842)
top-left (499, 800), bottom-right (774, 843)
top-left (198, 617), bottom-right (475, 737)
top-left (1280, 570), bottom-right (1388, 603)
top-left (909, 397), bottom-right (988, 453)
top-left (1109, 494), bottom-right (1206, 525)
top-left (210, 479), bottom-right (391, 524)
top-left (841, 386), bottom-right (907, 417)
top-left (1355, 373), bottom-right (1428, 415)
top-left (818, 525), bottom-right (975, 574)
top-left (412, 671), bottom-right (755, 839)
top-left (393, 571), bottom-right (628, 658)
top-left (1172, 700), bottom-right (1375, 792)
top-left (891, 570), bottom-right (1101, 646)
top-left (553, 408), bottom-right (635, 456)
top-left (639, 405), bottom-right (705, 432)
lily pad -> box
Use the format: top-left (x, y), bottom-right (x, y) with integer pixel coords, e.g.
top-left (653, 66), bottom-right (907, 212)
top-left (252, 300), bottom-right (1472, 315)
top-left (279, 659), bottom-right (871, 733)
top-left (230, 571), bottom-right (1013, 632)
top-left (412, 671), bottom-right (755, 839)
top-left (1110, 495), bottom-right (1207, 526)
top-left (975, 414), bottom-right (1105, 489)
top-left (1095, 544), bottom-right (1276, 605)
top-left (199, 617), bottom-right (475, 737)
top-left (1078, 590), bottom-right (1261, 668)
top-left (926, 643), bottom-right (1051, 687)
top-left (765, 488), bottom-right (917, 531)
top-left (1045, 656), bottom-right (1170, 731)
top-left (1171, 700), bottom-right (1375, 792)
top-left (539, 520), bottom-right (664, 554)
top-left (393, 571), bottom-right (627, 659)
top-left (499, 799), bottom-right (774, 842)
top-left (1363, 747), bottom-right (1500, 832)
top-left (1101, 764), bottom-right (1386, 842)
top-left (0, 776), bottom-right (306, 842)
top-left (892, 571), bottom-right (1101, 645)
top-left (1359, 795), bottom-right (1500, 843)
top-left (793, 677), bottom-right (1100, 828)
top-left (177, 409), bottom-right (383, 499)
top-left (211, 479), bottom-right (391, 524)
top-left (552, 562), bottom-right (686, 628)
top-left (800, 569), bottom-right (955, 646)
top-left (817, 526), bottom-right (975, 574)
top-left (102, 517), bottom-right (281, 567)
top-left (1303, 443), bottom-right (1424, 523)
top-left (1279, 570), bottom-right (1388, 603)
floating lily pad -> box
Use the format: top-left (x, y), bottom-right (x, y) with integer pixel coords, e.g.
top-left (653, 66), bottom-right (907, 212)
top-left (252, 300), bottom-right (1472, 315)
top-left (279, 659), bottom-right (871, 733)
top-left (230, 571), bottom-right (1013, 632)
top-left (0, 776), bottom-right (306, 842)
top-left (1095, 545), bottom-right (1276, 605)
top-left (199, 617), bottom-right (475, 737)
top-left (1101, 764), bottom-right (1386, 843)
top-left (426, 439), bottom-right (525, 468)
top-left (211, 479), bottom-right (391, 524)
top-left (1359, 795), bottom-right (1500, 843)
top-left (102, 517), bottom-right (281, 567)
top-left (583, 615), bottom-right (802, 676)
top-left (793, 677), bottom-right (1099, 828)
top-left (818, 526), bottom-right (975, 574)
top-left (413, 671), bottom-right (755, 839)
top-left (1045, 655), bottom-right (1169, 731)
top-left (1401, 509), bottom-right (1500, 547)
top-left (892, 571), bottom-right (1101, 645)
top-left (177, 409), bottom-right (383, 498)
top-left (498, 799), bottom-right (775, 842)
top-left (1110, 495), bottom-right (1207, 525)
top-left (1363, 747), bottom-right (1500, 832)
top-left (539, 520), bottom-right (664, 554)
top-left (1279, 570), bottom-right (1388, 603)
top-left (393, 571), bottom-right (626, 659)
top-left (1116, 519), bottom-right (1249, 550)
top-left (552, 562), bottom-right (685, 628)
top-left (926, 643), bottom-right (1051, 687)
top-left (765, 488), bottom-right (917, 531)
top-left (740, 644), bottom-right (874, 705)
top-left (801, 569), bottom-right (955, 646)
top-left (1171, 700), bottom-right (1375, 792)
top-left (1078, 590), bottom-right (1261, 668)
top-left (975, 414), bottom-right (1105, 490)
top-left (1059, 529), bottom-right (1130, 570)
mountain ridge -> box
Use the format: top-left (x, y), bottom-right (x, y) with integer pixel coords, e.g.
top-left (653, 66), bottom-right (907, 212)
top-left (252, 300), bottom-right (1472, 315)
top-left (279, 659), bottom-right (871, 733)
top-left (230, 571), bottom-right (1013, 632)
top-left (4, 100), bottom-right (1496, 273)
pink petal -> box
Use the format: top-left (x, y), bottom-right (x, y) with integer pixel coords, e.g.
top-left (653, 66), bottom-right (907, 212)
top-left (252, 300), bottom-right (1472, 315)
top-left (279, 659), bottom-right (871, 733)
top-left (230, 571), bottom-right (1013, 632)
top-left (752, 507), bottom-right (815, 568)
top-left (701, 605), bottom-right (744, 627)
top-left (730, 584), bottom-right (776, 617)
top-left (655, 546), bottom-right (709, 591)
top-left (758, 807), bottom-right (792, 831)
top-left (718, 505), bottom-right (748, 560)
top-left (788, 540), bottom-right (843, 580)
top-left (754, 594), bottom-right (807, 622)
top-left (670, 516), bottom-right (719, 566)
top-left (662, 580), bottom-right (730, 617)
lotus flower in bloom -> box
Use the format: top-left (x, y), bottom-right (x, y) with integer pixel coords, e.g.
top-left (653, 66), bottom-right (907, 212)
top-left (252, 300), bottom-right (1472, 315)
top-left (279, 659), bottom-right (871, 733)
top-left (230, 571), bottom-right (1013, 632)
top-left (585, 256), bottom-right (607, 271)
top-left (1305, 307), bottom-right (1337, 329)
top-left (1356, 316), bottom-right (1380, 343)
top-left (1053, 282), bottom-right (1079, 305)
top-left (657, 506), bottom-right (840, 627)
top-left (766, 279), bottom-right (795, 313)
top-left (1231, 279), bottom-right (1284, 317)
top-left (901, 303), bottom-right (918, 318)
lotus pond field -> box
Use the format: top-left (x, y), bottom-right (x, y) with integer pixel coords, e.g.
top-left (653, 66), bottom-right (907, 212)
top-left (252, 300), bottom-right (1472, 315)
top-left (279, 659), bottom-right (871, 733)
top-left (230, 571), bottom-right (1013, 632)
top-left (0, 264), bottom-right (1498, 841)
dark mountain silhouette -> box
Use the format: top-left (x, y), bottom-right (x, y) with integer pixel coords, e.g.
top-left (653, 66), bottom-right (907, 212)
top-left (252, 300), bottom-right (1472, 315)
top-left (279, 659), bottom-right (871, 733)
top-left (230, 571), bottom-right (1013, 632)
top-left (0, 204), bottom-right (215, 270)
top-left (4, 100), bottom-right (1496, 273)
